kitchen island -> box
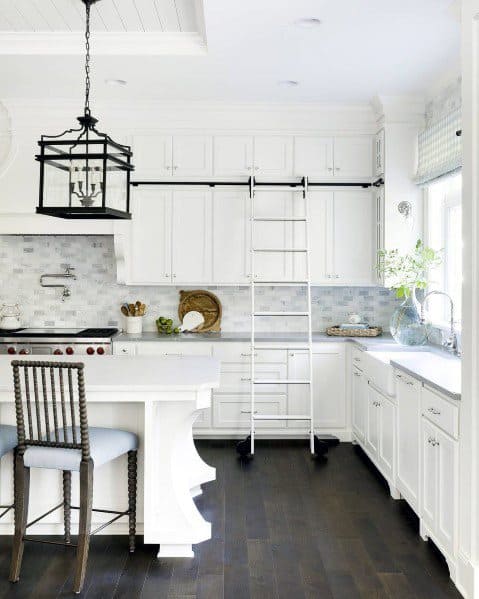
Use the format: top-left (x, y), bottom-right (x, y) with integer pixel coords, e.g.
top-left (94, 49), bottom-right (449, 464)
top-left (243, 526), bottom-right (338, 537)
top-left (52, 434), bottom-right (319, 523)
top-left (0, 354), bottom-right (220, 558)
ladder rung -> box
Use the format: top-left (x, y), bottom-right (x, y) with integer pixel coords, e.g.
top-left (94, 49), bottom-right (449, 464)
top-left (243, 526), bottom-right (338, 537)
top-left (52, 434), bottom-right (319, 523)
top-left (253, 414), bottom-right (312, 420)
top-left (253, 379), bottom-right (311, 384)
top-left (253, 280), bottom-right (309, 285)
top-left (252, 344), bottom-right (311, 350)
top-left (252, 248), bottom-right (308, 252)
top-left (253, 311), bottom-right (309, 316)
top-left (252, 216), bottom-right (307, 222)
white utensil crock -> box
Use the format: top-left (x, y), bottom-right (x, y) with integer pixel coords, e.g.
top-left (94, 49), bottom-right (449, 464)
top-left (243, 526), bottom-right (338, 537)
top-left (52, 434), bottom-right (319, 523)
top-left (125, 316), bottom-right (143, 335)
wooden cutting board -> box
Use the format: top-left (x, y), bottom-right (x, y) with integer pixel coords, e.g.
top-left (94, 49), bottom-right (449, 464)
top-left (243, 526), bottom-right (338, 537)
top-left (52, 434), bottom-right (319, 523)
top-left (178, 290), bottom-right (222, 332)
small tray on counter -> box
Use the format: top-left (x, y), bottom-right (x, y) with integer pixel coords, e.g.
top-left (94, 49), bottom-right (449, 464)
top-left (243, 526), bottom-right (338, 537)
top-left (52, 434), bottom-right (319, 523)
top-left (326, 325), bottom-right (383, 337)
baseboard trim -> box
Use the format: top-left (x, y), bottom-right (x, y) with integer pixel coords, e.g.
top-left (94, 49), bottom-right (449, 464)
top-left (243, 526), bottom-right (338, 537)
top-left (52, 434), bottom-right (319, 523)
top-left (455, 552), bottom-right (476, 599)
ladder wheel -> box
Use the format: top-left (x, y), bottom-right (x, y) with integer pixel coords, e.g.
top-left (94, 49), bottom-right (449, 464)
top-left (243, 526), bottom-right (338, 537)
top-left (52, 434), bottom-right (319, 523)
top-left (313, 435), bottom-right (329, 458)
top-left (236, 435), bottom-right (252, 458)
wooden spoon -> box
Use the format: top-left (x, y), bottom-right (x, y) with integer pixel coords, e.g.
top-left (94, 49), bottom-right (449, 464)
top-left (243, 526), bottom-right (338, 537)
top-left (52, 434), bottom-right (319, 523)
top-left (121, 304), bottom-right (129, 317)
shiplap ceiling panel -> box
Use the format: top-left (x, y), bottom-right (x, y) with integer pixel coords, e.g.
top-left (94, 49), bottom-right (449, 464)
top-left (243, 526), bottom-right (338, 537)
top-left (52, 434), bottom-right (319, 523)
top-left (0, 0), bottom-right (196, 32)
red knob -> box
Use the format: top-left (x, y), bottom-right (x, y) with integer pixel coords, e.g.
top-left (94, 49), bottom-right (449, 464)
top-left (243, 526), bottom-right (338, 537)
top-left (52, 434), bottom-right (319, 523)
top-left (66, 347), bottom-right (74, 355)
top-left (86, 347), bottom-right (95, 355)
top-left (53, 349), bottom-right (63, 355)
top-left (7, 347), bottom-right (16, 355)
top-left (97, 347), bottom-right (105, 355)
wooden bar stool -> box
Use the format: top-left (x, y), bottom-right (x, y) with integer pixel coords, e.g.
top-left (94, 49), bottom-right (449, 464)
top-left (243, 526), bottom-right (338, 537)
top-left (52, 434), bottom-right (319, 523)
top-left (0, 425), bottom-right (17, 519)
top-left (9, 360), bottom-right (139, 594)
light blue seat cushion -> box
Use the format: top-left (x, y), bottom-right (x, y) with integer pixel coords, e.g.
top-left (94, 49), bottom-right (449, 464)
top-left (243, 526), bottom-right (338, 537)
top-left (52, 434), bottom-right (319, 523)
top-left (23, 427), bottom-right (138, 472)
top-left (0, 425), bottom-right (17, 458)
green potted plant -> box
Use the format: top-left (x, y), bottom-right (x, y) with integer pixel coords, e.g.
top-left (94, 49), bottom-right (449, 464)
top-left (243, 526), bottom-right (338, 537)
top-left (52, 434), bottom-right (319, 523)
top-left (377, 240), bottom-right (442, 345)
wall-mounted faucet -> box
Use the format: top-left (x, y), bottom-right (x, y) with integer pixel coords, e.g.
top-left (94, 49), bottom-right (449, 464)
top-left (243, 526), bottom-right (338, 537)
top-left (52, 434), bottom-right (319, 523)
top-left (420, 290), bottom-right (459, 355)
top-left (40, 265), bottom-right (77, 301)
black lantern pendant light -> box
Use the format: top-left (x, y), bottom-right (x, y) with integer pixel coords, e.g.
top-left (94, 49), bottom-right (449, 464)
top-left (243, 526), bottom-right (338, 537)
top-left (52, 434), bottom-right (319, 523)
top-left (36, 0), bottom-right (133, 219)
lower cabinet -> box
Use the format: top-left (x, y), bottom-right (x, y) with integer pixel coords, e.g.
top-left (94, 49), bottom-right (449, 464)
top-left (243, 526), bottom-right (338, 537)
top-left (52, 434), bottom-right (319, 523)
top-left (351, 365), bottom-right (367, 441)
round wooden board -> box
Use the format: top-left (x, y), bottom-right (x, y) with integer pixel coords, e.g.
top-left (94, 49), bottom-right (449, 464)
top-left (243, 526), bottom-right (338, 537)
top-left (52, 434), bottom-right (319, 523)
top-left (178, 290), bottom-right (222, 332)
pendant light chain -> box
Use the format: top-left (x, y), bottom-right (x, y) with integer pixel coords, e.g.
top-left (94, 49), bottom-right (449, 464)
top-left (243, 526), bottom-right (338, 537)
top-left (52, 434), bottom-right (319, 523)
top-left (84, 0), bottom-right (91, 117)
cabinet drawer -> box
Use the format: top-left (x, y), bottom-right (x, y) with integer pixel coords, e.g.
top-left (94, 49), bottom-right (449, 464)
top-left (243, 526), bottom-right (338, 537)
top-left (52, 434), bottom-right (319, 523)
top-left (114, 342), bottom-right (136, 356)
top-left (213, 344), bottom-right (287, 364)
top-left (421, 386), bottom-right (459, 439)
top-left (135, 342), bottom-right (212, 357)
top-left (351, 347), bottom-right (365, 371)
top-left (218, 362), bottom-right (287, 393)
top-left (213, 394), bottom-right (286, 428)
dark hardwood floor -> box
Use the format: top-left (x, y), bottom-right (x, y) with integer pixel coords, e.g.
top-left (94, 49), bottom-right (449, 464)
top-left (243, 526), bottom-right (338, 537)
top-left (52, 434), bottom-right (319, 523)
top-left (0, 441), bottom-right (463, 598)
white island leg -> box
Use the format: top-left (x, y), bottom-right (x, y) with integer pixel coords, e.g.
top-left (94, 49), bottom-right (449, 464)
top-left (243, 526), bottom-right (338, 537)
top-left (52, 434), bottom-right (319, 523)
top-left (143, 393), bottom-right (214, 558)
top-left (188, 390), bottom-right (216, 498)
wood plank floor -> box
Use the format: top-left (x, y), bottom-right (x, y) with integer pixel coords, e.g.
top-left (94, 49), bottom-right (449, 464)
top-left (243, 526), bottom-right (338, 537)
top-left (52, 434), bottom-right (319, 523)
top-left (0, 441), bottom-right (463, 599)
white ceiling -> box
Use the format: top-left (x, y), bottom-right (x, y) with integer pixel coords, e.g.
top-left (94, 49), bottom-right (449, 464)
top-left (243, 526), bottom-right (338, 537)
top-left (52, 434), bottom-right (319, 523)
top-left (0, 0), bottom-right (461, 104)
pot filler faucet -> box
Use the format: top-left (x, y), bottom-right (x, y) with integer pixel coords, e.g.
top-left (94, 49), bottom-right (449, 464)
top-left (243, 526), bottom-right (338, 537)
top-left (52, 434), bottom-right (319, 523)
top-left (420, 291), bottom-right (459, 356)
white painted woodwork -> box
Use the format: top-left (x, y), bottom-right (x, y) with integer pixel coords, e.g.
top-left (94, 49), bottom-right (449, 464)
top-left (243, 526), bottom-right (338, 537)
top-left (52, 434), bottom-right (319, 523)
top-left (212, 135), bottom-right (253, 177)
top-left (352, 366), bottom-right (367, 441)
top-left (213, 394), bottom-right (286, 429)
top-left (171, 190), bottom-right (212, 283)
top-left (421, 417), bottom-right (438, 531)
top-left (132, 134), bottom-right (173, 179)
top-left (332, 190), bottom-right (375, 285)
top-left (377, 392), bottom-right (395, 481)
top-left (253, 136), bottom-right (293, 178)
top-left (396, 371), bottom-right (421, 511)
top-left (172, 136), bottom-right (213, 177)
top-left (287, 345), bottom-right (346, 431)
top-left (128, 188), bottom-right (172, 284)
top-left (333, 137), bottom-right (373, 179)
top-left (0, 354), bottom-right (220, 557)
top-left (421, 385), bottom-right (459, 440)
top-left (435, 427), bottom-right (457, 559)
top-left (212, 191), bottom-right (250, 283)
top-left (293, 137), bottom-right (333, 179)
top-left (375, 129), bottom-right (385, 177)
top-left (365, 385), bottom-right (380, 456)
top-left (308, 191), bottom-right (332, 284)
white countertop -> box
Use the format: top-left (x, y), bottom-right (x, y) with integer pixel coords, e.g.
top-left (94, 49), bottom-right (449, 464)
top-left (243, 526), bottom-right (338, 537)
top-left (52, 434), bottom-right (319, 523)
top-left (0, 355), bottom-right (221, 393)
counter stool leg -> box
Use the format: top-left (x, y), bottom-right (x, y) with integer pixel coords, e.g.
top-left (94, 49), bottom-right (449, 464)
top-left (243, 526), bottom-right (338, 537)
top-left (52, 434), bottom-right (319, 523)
top-left (128, 450), bottom-right (137, 554)
top-left (9, 454), bottom-right (30, 583)
top-left (63, 470), bottom-right (72, 544)
top-left (73, 459), bottom-right (93, 595)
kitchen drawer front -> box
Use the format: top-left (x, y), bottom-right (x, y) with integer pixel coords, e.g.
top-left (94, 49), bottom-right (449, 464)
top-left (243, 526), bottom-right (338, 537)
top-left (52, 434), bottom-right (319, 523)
top-left (351, 347), bottom-right (365, 371)
top-left (394, 370), bottom-right (421, 390)
top-left (213, 344), bottom-right (287, 364)
top-left (213, 394), bottom-right (286, 428)
top-left (135, 342), bottom-right (212, 357)
top-left (114, 342), bottom-right (136, 356)
top-left (218, 362), bottom-right (287, 393)
top-left (421, 386), bottom-right (459, 439)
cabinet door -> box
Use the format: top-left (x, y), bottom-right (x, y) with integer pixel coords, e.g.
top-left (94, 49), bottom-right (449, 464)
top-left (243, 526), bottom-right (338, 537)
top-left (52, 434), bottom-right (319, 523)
top-left (128, 188), bottom-right (172, 284)
top-left (332, 191), bottom-right (374, 285)
top-left (172, 136), bottom-right (212, 178)
top-left (421, 418), bottom-right (438, 531)
top-left (213, 135), bottom-right (253, 177)
top-left (171, 190), bottom-right (213, 283)
top-left (352, 367), bottom-right (367, 441)
top-left (253, 136), bottom-right (293, 178)
top-left (333, 137), bottom-right (373, 179)
top-left (378, 395), bottom-right (395, 481)
top-left (131, 135), bottom-right (172, 179)
top-left (436, 429), bottom-right (457, 557)
top-left (365, 385), bottom-right (380, 458)
top-left (308, 191), bottom-right (333, 284)
top-left (287, 345), bottom-right (346, 430)
top-left (212, 191), bottom-right (250, 283)
top-left (294, 137), bottom-right (334, 178)
top-left (396, 375), bottom-right (421, 510)
top-left (375, 129), bottom-right (385, 177)
top-left (375, 186), bottom-right (385, 285)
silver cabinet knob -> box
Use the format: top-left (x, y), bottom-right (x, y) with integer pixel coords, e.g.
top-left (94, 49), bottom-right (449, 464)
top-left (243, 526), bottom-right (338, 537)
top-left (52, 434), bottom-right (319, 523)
top-left (165, 165), bottom-right (171, 170)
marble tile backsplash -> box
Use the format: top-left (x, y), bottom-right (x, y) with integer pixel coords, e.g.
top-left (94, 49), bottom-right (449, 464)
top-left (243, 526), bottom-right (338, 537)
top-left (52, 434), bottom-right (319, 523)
top-left (0, 235), bottom-right (400, 332)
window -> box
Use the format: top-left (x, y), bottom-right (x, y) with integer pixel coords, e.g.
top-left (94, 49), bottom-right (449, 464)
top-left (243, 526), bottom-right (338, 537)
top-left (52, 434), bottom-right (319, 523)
top-left (425, 173), bottom-right (462, 326)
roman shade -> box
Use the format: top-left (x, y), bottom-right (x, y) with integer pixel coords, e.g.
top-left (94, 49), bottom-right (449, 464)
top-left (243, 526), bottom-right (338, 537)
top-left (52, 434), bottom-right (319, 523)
top-left (415, 108), bottom-right (462, 185)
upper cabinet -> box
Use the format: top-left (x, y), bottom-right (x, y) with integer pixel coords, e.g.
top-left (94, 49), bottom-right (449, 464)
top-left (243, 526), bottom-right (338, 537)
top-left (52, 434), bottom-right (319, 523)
top-left (172, 136), bottom-right (213, 178)
top-left (294, 136), bottom-right (372, 180)
top-left (212, 135), bottom-right (293, 178)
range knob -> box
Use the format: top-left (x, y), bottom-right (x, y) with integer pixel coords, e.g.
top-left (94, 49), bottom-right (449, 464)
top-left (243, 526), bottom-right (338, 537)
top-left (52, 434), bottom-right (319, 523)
top-left (53, 349), bottom-right (63, 355)
top-left (7, 347), bottom-right (16, 355)
top-left (65, 347), bottom-right (74, 355)
top-left (97, 347), bottom-right (105, 355)
top-left (86, 347), bottom-right (95, 355)
top-left (19, 349), bottom-right (30, 355)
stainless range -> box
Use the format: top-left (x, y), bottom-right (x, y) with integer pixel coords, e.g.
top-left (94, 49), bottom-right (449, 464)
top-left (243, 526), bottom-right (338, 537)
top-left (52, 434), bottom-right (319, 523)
top-left (0, 328), bottom-right (118, 356)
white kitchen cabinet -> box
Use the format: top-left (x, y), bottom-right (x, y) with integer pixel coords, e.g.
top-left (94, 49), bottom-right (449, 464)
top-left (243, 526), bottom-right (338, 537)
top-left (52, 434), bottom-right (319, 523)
top-left (375, 129), bottom-right (385, 177)
top-left (212, 191), bottom-right (250, 283)
top-left (421, 417), bottom-right (437, 530)
top-left (396, 371), bottom-right (421, 511)
top-left (171, 190), bottom-right (213, 283)
top-left (172, 136), bottom-right (213, 178)
top-left (352, 366), bottom-right (367, 441)
top-left (365, 386), bottom-right (380, 457)
top-left (307, 191), bottom-right (332, 284)
top-left (287, 344), bottom-right (346, 432)
top-left (213, 394), bottom-right (286, 429)
top-left (127, 188), bottom-right (172, 284)
top-left (293, 136), bottom-right (334, 178)
top-left (253, 136), bottom-right (293, 178)
top-left (213, 135), bottom-right (253, 177)
top-left (333, 137), bottom-right (373, 180)
top-left (332, 190), bottom-right (375, 285)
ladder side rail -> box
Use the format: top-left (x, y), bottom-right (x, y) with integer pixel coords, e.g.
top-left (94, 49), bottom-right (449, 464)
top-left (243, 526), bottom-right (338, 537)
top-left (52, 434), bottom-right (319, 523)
top-left (249, 176), bottom-right (256, 455)
top-left (304, 176), bottom-right (315, 453)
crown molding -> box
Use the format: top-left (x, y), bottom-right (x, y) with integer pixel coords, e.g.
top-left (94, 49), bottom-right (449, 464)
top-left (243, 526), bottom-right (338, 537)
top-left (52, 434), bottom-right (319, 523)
top-left (371, 95), bottom-right (425, 127)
